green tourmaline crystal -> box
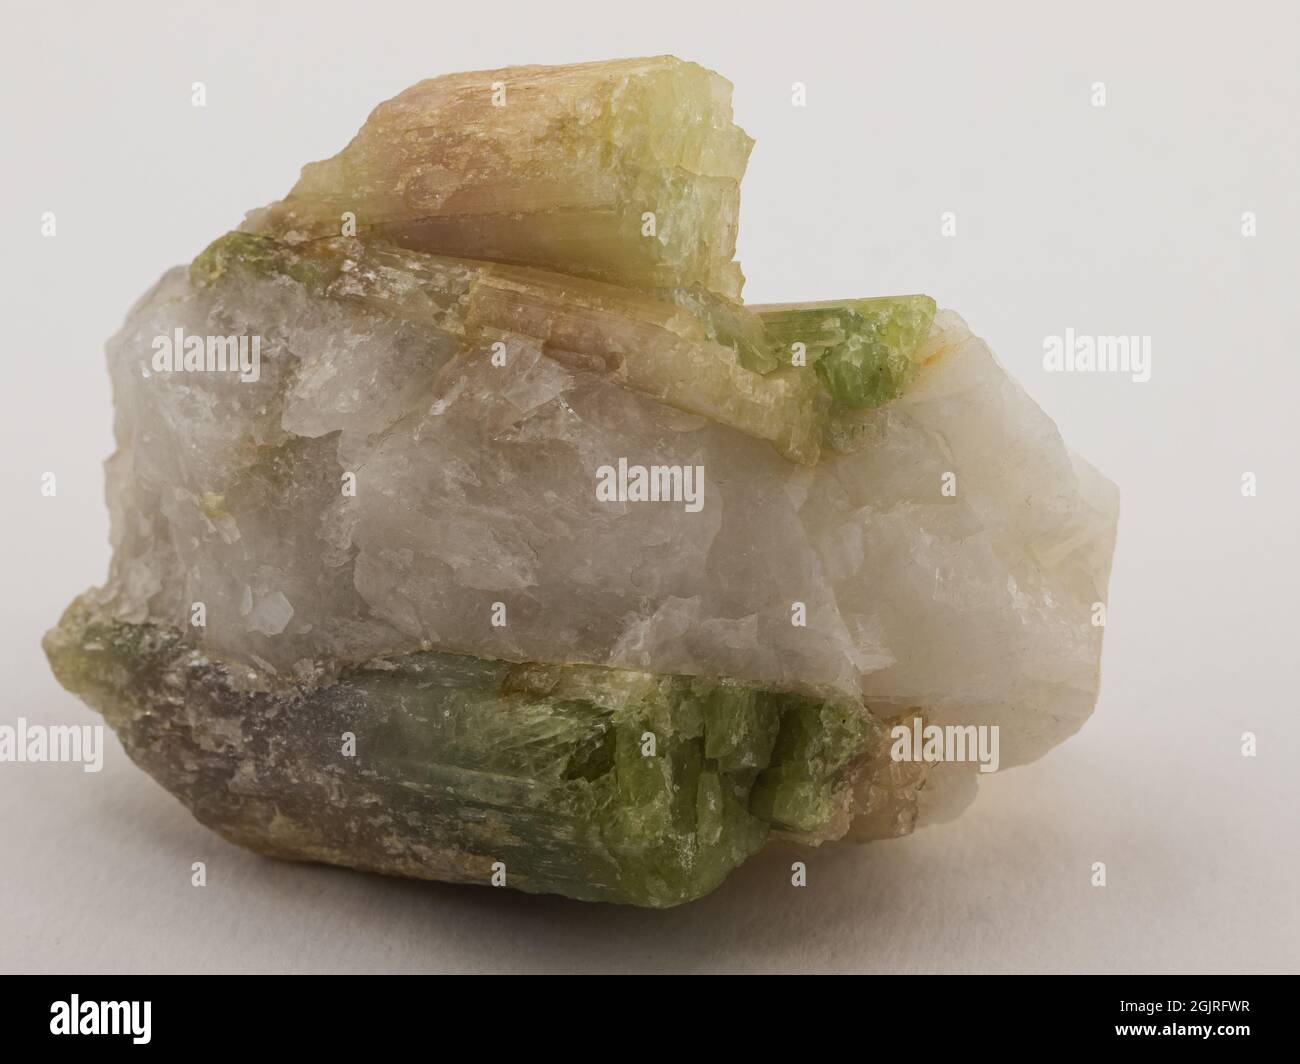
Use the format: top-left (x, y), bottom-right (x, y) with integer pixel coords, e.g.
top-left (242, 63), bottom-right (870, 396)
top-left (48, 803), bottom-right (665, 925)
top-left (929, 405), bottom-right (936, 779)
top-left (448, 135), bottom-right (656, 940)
top-left (45, 597), bottom-right (884, 907)
top-left (243, 56), bottom-right (754, 299)
top-left (756, 295), bottom-right (938, 409)
top-left (191, 230), bottom-right (828, 464)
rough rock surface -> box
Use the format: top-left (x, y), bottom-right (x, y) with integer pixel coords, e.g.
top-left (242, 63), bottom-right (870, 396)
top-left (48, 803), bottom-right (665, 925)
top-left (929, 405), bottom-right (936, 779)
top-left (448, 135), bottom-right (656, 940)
top-left (45, 56), bottom-right (1117, 907)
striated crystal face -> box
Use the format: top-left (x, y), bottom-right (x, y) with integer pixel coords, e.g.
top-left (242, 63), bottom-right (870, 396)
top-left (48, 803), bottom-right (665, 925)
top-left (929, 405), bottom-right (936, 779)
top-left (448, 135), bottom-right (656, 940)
top-left (243, 57), bottom-right (754, 299)
top-left (44, 56), bottom-right (1117, 907)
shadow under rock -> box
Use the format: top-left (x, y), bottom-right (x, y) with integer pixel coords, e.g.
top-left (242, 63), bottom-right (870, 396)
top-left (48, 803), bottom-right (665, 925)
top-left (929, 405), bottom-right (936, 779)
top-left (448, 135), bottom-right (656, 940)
top-left (246, 834), bottom-right (925, 974)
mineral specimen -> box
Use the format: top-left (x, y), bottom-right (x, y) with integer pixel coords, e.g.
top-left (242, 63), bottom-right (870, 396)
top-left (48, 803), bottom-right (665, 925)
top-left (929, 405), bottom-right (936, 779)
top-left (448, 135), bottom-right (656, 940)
top-left (44, 56), bottom-right (1118, 907)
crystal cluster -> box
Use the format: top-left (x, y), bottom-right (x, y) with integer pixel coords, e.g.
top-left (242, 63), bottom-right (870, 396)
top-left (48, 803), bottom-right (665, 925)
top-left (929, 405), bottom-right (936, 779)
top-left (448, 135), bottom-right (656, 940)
top-left (44, 57), bottom-right (1118, 907)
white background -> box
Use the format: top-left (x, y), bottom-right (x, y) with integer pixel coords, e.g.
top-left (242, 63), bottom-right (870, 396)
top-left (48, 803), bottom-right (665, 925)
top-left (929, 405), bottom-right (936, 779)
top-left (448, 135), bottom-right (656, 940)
top-left (2, 0), bottom-right (1297, 972)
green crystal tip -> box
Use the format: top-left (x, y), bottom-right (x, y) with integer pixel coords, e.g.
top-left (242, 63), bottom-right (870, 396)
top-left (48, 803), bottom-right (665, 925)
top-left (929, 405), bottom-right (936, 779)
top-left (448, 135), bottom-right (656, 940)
top-left (757, 295), bottom-right (938, 409)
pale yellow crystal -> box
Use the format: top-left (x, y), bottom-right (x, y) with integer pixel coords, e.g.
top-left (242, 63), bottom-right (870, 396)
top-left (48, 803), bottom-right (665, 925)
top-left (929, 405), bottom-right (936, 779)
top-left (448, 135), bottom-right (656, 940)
top-left (244, 56), bottom-right (753, 298)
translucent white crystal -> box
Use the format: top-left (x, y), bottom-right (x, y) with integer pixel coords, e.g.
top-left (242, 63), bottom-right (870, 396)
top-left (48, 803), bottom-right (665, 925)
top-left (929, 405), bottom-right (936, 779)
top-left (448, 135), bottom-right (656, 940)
top-left (97, 270), bottom-right (1116, 817)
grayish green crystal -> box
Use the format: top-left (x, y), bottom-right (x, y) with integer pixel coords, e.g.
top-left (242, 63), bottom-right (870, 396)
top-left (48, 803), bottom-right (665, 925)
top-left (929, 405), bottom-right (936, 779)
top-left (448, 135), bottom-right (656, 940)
top-left (45, 597), bottom-right (888, 907)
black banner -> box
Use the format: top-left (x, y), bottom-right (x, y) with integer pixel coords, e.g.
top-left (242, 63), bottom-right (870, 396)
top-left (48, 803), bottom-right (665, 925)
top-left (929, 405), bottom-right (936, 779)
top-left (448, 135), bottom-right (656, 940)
top-left (1, 976), bottom-right (1289, 1051)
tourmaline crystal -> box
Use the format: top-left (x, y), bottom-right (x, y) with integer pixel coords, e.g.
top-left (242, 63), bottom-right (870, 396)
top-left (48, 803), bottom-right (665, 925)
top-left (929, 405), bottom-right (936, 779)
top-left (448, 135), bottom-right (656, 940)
top-left (243, 57), bottom-right (752, 298)
top-left (44, 57), bottom-right (1118, 907)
